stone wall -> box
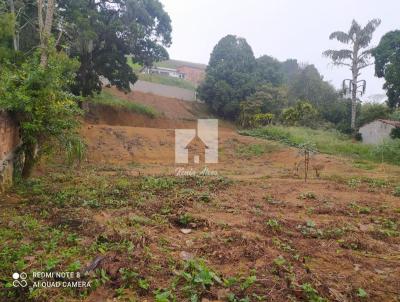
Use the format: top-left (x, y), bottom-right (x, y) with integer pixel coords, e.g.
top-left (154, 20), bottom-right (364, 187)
top-left (0, 111), bottom-right (20, 192)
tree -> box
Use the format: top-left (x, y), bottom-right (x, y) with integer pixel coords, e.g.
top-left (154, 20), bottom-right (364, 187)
top-left (280, 59), bottom-right (300, 83)
top-left (37, 0), bottom-right (56, 67)
top-left (239, 99), bottom-right (262, 128)
top-left (58, 0), bottom-right (172, 96)
top-left (0, 49), bottom-right (82, 178)
top-left (358, 103), bottom-right (390, 127)
top-left (323, 19), bottom-right (381, 130)
top-left (247, 83), bottom-right (288, 116)
top-left (282, 101), bottom-right (319, 127)
top-left (372, 30), bottom-right (400, 109)
top-left (255, 55), bottom-right (283, 86)
top-left (0, 1), bottom-right (83, 178)
top-left (288, 64), bottom-right (338, 109)
top-left (198, 35), bottom-right (257, 119)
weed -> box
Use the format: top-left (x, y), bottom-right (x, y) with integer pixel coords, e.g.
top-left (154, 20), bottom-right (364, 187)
top-left (373, 218), bottom-right (399, 238)
top-left (236, 143), bottom-right (279, 158)
top-left (266, 219), bottom-right (281, 232)
top-left (393, 186), bottom-right (400, 197)
top-left (353, 160), bottom-right (376, 170)
top-left (356, 288), bottom-right (368, 298)
top-left (298, 221), bottom-right (321, 238)
top-left (174, 259), bottom-right (222, 301)
top-left (129, 215), bottom-right (155, 226)
top-left (300, 283), bottom-right (327, 302)
top-left (154, 289), bottom-right (174, 302)
top-left (138, 278), bottom-right (150, 290)
top-left (141, 177), bottom-right (177, 192)
top-left (240, 275), bottom-right (257, 290)
top-left (92, 269), bottom-right (110, 288)
top-left (299, 192), bottom-right (317, 199)
top-left (349, 202), bottom-right (372, 214)
top-left (263, 195), bottom-right (284, 206)
top-left (178, 213), bottom-right (193, 227)
top-left (348, 178), bottom-right (361, 189)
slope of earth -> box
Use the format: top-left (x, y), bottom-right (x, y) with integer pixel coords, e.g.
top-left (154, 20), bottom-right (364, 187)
top-left (1, 90), bottom-right (400, 302)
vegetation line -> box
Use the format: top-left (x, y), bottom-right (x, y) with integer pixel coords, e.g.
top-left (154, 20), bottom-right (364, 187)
top-left (91, 92), bottom-right (159, 118)
top-left (240, 126), bottom-right (400, 165)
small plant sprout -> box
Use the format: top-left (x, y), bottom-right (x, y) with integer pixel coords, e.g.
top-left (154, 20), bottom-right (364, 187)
top-left (297, 142), bottom-right (317, 182)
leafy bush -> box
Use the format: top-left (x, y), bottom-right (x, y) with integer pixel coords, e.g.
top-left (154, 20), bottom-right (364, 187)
top-left (390, 127), bottom-right (400, 139)
top-left (282, 101), bottom-right (319, 127)
top-left (358, 103), bottom-right (390, 127)
top-left (0, 49), bottom-right (83, 177)
top-left (254, 113), bottom-right (275, 126)
top-left (389, 110), bottom-right (400, 121)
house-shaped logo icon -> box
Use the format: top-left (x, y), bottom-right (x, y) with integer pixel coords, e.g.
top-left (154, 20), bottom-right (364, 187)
top-left (175, 119), bottom-right (218, 164)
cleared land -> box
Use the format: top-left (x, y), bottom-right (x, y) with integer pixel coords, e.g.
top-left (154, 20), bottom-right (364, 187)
top-left (1, 91), bottom-right (399, 302)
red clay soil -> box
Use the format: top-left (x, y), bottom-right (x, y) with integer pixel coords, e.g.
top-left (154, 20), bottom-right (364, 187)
top-left (104, 87), bottom-right (208, 120)
top-left (3, 91), bottom-right (399, 302)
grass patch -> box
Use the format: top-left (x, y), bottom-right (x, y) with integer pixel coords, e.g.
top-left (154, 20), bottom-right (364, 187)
top-left (235, 143), bottom-right (279, 158)
top-left (239, 126), bottom-right (400, 165)
top-left (138, 73), bottom-right (196, 91)
top-left (91, 91), bottom-right (158, 118)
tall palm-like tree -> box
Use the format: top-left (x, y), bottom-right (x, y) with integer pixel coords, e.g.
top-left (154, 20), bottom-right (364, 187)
top-left (323, 19), bottom-right (381, 130)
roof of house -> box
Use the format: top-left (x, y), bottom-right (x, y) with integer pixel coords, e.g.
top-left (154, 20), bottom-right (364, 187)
top-left (151, 66), bottom-right (180, 72)
top-left (378, 119), bottom-right (400, 128)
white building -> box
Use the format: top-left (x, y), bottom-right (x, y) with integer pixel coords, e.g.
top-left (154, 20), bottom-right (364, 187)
top-left (359, 119), bottom-right (400, 145)
top-left (142, 66), bottom-right (185, 79)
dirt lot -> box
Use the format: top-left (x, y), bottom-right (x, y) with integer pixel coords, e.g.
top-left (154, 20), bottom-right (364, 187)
top-left (1, 92), bottom-right (399, 302)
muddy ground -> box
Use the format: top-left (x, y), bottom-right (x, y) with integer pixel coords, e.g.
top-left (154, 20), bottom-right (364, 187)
top-left (0, 90), bottom-right (399, 302)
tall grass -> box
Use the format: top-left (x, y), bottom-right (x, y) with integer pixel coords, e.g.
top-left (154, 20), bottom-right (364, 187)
top-left (240, 126), bottom-right (400, 165)
top-left (91, 91), bottom-right (158, 118)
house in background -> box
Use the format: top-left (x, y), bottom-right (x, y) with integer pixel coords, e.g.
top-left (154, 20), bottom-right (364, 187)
top-left (142, 66), bottom-right (185, 79)
top-left (359, 119), bottom-right (400, 145)
top-left (144, 59), bottom-right (207, 85)
top-left (175, 61), bottom-right (207, 85)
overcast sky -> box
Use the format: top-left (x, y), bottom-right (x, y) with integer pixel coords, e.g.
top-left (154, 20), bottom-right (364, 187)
top-left (160, 0), bottom-right (399, 101)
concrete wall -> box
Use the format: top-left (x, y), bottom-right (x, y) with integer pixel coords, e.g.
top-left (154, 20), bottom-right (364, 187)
top-left (0, 111), bottom-right (20, 192)
top-left (131, 80), bottom-right (197, 102)
top-left (359, 120), bottom-right (395, 145)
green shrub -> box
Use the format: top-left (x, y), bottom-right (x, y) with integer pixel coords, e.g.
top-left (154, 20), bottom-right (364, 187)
top-left (390, 127), bottom-right (400, 139)
top-left (0, 48), bottom-right (83, 177)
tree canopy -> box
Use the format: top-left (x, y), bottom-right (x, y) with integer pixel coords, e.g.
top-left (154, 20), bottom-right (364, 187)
top-left (372, 30), bottom-right (400, 109)
top-left (198, 35), bottom-right (258, 119)
top-left (0, 0), bottom-right (172, 177)
top-left (1, 0), bottom-right (172, 97)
